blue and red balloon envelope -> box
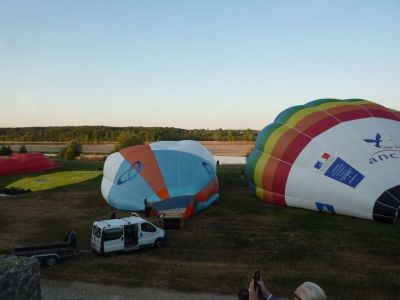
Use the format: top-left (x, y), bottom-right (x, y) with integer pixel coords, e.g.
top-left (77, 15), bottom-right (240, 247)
top-left (102, 140), bottom-right (219, 219)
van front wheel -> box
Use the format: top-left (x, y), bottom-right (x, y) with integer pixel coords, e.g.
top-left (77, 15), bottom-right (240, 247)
top-left (154, 238), bottom-right (163, 249)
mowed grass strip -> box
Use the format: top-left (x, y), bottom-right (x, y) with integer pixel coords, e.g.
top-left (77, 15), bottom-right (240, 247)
top-left (0, 163), bottom-right (399, 299)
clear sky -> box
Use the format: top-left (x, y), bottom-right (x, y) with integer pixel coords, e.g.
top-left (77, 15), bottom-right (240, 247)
top-left (1, 0), bottom-right (399, 129)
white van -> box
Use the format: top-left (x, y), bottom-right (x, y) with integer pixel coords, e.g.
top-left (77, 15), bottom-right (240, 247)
top-left (91, 214), bottom-right (165, 255)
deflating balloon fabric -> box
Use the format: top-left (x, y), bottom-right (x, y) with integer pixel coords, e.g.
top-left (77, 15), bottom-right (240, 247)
top-left (247, 99), bottom-right (400, 223)
top-left (101, 140), bottom-right (219, 219)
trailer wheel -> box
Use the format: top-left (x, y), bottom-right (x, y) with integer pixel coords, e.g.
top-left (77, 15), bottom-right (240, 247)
top-left (154, 238), bottom-right (163, 249)
top-left (46, 257), bottom-right (58, 267)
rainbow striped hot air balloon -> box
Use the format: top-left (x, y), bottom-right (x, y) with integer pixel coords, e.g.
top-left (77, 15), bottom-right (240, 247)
top-left (247, 99), bottom-right (400, 223)
top-left (101, 140), bottom-right (219, 219)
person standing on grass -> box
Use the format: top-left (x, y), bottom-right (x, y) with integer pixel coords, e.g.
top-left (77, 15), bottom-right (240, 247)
top-left (144, 198), bottom-right (152, 217)
top-left (240, 168), bottom-right (245, 179)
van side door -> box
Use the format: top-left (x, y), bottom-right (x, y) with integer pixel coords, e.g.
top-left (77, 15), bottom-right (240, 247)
top-left (124, 224), bottom-right (138, 250)
top-left (102, 227), bottom-right (124, 253)
top-left (138, 222), bottom-right (157, 247)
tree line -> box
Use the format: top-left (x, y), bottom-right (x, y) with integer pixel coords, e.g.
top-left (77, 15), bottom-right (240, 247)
top-left (0, 126), bottom-right (258, 142)
top-left (0, 144), bottom-right (27, 156)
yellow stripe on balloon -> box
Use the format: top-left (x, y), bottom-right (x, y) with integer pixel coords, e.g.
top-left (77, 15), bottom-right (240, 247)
top-left (255, 186), bottom-right (265, 200)
top-left (253, 152), bottom-right (270, 188)
top-left (316, 100), bottom-right (368, 110)
top-left (262, 125), bottom-right (290, 155)
top-left (284, 106), bottom-right (318, 128)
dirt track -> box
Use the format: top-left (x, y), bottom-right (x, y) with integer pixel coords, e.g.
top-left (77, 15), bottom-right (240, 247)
top-left (4, 141), bottom-right (254, 157)
top-left (41, 279), bottom-right (235, 300)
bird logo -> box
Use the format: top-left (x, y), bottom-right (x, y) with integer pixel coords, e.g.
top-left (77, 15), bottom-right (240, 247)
top-left (363, 133), bottom-right (383, 148)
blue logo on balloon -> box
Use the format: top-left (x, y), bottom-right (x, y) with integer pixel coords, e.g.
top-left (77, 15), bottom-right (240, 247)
top-left (316, 202), bottom-right (335, 213)
top-left (363, 133), bottom-right (383, 148)
top-left (202, 161), bottom-right (214, 178)
top-left (202, 161), bottom-right (217, 187)
top-left (117, 161), bottom-right (143, 185)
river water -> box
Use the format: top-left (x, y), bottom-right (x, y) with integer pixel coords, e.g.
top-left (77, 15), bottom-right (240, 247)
top-left (214, 156), bottom-right (246, 165)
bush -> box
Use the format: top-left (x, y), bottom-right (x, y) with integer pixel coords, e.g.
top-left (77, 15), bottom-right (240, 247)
top-left (115, 131), bottom-right (143, 151)
top-left (59, 140), bottom-right (82, 160)
top-left (0, 145), bottom-right (13, 156)
top-left (19, 145), bottom-right (28, 153)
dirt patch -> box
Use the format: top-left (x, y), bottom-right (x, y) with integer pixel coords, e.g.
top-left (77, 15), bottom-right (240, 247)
top-left (200, 142), bottom-right (254, 156)
top-left (4, 141), bottom-right (254, 156)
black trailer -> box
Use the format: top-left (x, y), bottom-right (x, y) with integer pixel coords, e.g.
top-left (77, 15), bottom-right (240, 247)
top-left (13, 230), bottom-right (78, 266)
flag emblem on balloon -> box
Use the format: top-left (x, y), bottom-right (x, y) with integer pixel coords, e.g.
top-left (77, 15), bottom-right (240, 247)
top-left (314, 152), bottom-right (331, 170)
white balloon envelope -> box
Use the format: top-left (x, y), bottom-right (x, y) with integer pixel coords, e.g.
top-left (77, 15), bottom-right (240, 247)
top-left (247, 99), bottom-right (400, 223)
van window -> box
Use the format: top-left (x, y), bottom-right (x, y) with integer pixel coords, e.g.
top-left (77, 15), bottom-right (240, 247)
top-left (92, 225), bottom-right (101, 238)
top-left (103, 228), bottom-right (123, 241)
top-left (141, 222), bottom-right (156, 232)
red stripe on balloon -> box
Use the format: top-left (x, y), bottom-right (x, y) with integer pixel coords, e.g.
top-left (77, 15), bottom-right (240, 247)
top-left (271, 160), bottom-right (291, 205)
top-left (120, 145), bottom-right (170, 200)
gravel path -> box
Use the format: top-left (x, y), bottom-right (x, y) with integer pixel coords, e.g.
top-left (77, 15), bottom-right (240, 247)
top-left (41, 279), bottom-right (235, 300)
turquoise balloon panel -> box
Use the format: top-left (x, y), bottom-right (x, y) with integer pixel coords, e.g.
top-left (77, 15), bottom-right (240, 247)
top-left (153, 150), bottom-right (215, 197)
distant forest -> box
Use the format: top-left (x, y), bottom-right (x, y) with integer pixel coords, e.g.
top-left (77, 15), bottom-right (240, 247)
top-left (0, 126), bottom-right (258, 142)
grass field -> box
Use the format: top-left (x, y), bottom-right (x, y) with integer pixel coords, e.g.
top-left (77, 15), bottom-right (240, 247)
top-left (7, 171), bottom-right (102, 192)
top-left (1, 161), bottom-right (399, 299)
